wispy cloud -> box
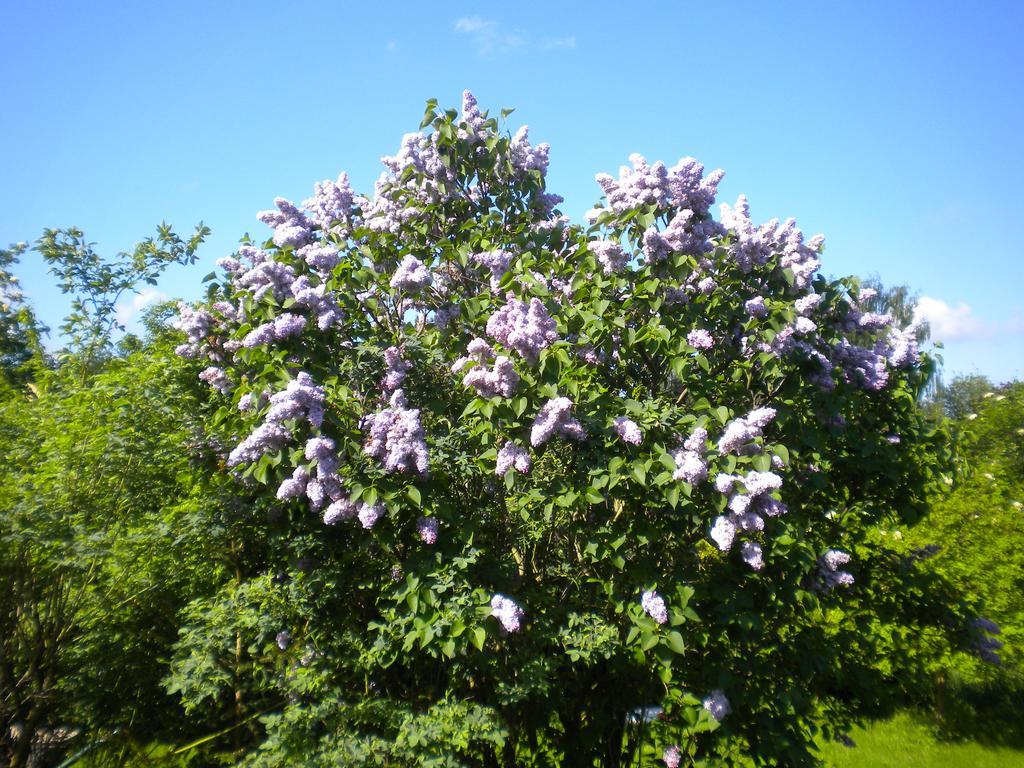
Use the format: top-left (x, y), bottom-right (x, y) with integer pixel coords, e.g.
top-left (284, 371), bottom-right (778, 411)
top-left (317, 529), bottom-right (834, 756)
top-left (385, 40), bottom-right (397, 52)
top-left (453, 16), bottom-right (572, 56)
top-left (540, 35), bottom-right (576, 50)
top-left (115, 288), bottom-right (167, 327)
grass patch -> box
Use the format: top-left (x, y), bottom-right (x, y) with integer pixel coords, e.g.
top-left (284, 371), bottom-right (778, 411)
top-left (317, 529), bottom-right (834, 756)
top-left (820, 712), bottom-right (1024, 768)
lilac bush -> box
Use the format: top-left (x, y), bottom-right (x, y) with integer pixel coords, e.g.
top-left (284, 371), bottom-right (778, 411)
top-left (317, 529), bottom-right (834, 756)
top-left (171, 92), bottom-right (965, 766)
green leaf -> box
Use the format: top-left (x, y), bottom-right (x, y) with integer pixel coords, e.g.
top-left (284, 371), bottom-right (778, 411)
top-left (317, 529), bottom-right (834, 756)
top-left (470, 627), bottom-right (487, 651)
top-left (406, 485), bottom-right (422, 506)
top-left (666, 630), bottom-right (686, 654)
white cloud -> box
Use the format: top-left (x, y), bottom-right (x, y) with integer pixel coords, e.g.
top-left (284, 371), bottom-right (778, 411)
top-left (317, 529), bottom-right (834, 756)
top-left (913, 296), bottom-right (986, 341)
top-left (385, 40), bottom-right (397, 52)
top-left (115, 288), bottom-right (167, 327)
top-left (540, 35), bottom-right (576, 50)
top-left (454, 16), bottom-right (528, 55)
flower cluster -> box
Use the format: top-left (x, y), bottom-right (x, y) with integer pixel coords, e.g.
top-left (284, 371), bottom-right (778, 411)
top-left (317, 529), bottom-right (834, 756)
top-left (663, 746), bottom-right (681, 768)
top-left (703, 690), bottom-right (731, 721)
top-left (490, 594), bottom-right (524, 633)
top-left (257, 197), bottom-right (312, 249)
top-left (531, 397), bottom-right (585, 447)
top-left (641, 590), bottom-right (668, 624)
top-left (817, 549), bottom-right (854, 590)
top-left (227, 372), bottom-right (325, 467)
top-left (390, 255), bottom-right (433, 293)
top-left (453, 338), bottom-right (520, 398)
top-left (717, 407), bottom-right (777, 454)
top-left (382, 346), bottom-right (411, 391)
top-left (417, 516), bottom-right (439, 544)
top-left (486, 293), bottom-right (558, 363)
top-left (472, 249), bottom-right (515, 289)
top-left (363, 389), bottom-right (429, 476)
top-left (672, 426), bottom-right (709, 485)
top-left (496, 442), bottom-right (531, 475)
top-left (589, 239), bottom-right (628, 274)
top-left (303, 172), bottom-right (357, 236)
top-left (613, 416), bottom-right (643, 445)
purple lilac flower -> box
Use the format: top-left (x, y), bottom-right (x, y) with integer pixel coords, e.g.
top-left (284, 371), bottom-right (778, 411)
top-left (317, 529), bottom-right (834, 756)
top-left (462, 356), bottom-right (520, 398)
top-left (741, 541), bottom-right (764, 570)
top-left (711, 516), bottom-right (737, 551)
top-left (530, 397), bottom-right (585, 447)
top-left (198, 366), bottom-right (231, 394)
top-left (714, 474), bottom-right (737, 493)
top-left (486, 293), bottom-right (558, 364)
top-left (703, 690), bottom-right (731, 721)
top-left (684, 427), bottom-right (709, 453)
top-left (887, 322), bottom-right (920, 368)
top-left (742, 471), bottom-right (783, 497)
top-left (795, 294), bottom-right (822, 315)
top-left (971, 617), bottom-right (1004, 665)
top-left (663, 746), bottom-right (681, 768)
top-left (227, 422), bottom-right (292, 467)
top-left (490, 594), bottom-right (524, 633)
top-left (363, 389), bottom-right (429, 476)
top-left (276, 467), bottom-right (310, 501)
top-left (672, 450), bottom-right (708, 485)
top-left (256, 197), bottom-right (312, 248)
top-left (297, 244), bottom-right (342, 274)
top-left (323, 498), bottom-right (358, 525)
top-left (687, 329), bottom-right (714, 350)
top-left (382, 346), bottom-right (411, 391)
top-left (291, 276), bottom-right (343, 330)
top-left (276, 630), bottom-right (291, 650)
top-left (303, 172), bottom-right (356, 234)
top-left (358, 502), bottom-right (385, 529)
top-left (641, 590), bottom-right (669, 624)
top-left (432, 305), bottom-right (460, 329)
top-left (745, 296), bottom-right (768, 318)
top-left (590, 239), bottom-right (628, 274)
top-left (508, 125), bottom-right (551, 174)
top-left (417, 516), bottom-right (439, 544)
top-left (473, 250), bottom-right (515, 289)
top-left (390, 254), bottom-right (433, 293)
top-left (818, 549), bottom-right (854, 590)
top-left (717, 407), bottom-right (777, 454)
top-left (614, 417), bottom-right (643, 445)
top-left (496, 442), bottom-right (532, 475)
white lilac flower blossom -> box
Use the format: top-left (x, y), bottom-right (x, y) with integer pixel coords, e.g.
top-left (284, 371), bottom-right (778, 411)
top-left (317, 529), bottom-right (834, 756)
top-left (358, 502), bottom-right (385, 529)
top-left (486, 293), bottom-right (558, 364)
top-left (663, 746), bottom-right (681, 768)
top-left (490, 594), bottom-right (524, 633)
top-left (363, 389), bottom-right (429, 476)
top-left (613, 416), bottom-right (643, 445)
top-left (687, 329), bottom-right (714, 350)
top-left (390, 255), bottom-right (433, 293)
top-left (530, 397), bottom-right (585, 447)
top-left (703, 690), bottom-right (731, 721)
top-left (276, 630), bottom-right (291, 650)
top-left (417, 516), bottom-right (439, 544)
top-left (496, 442), bottom-right (531, 475)
top-left (641, 590), bottom-right (669, 624)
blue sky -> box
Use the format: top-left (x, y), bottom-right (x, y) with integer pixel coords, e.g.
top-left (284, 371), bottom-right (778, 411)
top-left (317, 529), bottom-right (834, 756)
top-left (2, 1), bottom-right (1021, 382)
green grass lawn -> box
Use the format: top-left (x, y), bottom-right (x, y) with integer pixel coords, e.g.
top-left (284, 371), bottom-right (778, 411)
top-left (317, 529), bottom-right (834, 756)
top-left (819, 713), bottom-right (1024, 768)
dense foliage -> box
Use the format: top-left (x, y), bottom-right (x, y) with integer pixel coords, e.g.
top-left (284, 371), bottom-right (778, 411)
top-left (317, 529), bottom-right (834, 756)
top-left (164, 93), bottom-right (979, 767)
